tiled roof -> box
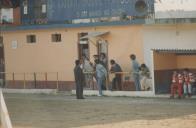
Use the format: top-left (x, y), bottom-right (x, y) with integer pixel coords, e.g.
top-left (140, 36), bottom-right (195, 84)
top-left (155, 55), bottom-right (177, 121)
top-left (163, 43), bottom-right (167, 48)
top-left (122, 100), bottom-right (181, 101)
top-left (153, 49), bottom-right (196, 55)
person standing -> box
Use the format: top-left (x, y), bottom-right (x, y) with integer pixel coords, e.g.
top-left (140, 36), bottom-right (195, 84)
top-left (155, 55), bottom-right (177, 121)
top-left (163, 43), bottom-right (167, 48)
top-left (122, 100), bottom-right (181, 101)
top-left (100, 53), bottom-right (107, 69)
top-left (82, 55), bottom-right (94, 89)
top-left (183, 68), bottom-right (192, 98)
top-left (170, 71), bottom-right (178, 98)
top-left (130, 54), bottom-right (141, 91)
top-left (170, 71), bottom-right (183, 99)
top-left (74, 60), bottom-right (85, 99)
top-left (110, 59), bottom-right (123, 91)
top-left (95, 59), bottom-right (107, 96)
top-left (99, 53), bottom-right (108, 90)
top-left (177, 73), bottom-right (183, 98)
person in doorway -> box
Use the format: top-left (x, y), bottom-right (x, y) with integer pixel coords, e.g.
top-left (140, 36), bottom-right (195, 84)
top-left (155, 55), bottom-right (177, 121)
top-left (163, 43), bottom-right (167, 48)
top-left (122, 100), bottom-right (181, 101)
top-left (100, 53), bottom-right (107, 69)
top-left (93, 54), bottom-right (99, 70)
top-left (130, 54), bottom-right (141, 91)
top-left (95, 59), bottom-right (107, 96)
top-left (93, 55), bottom-right (99, 62)
top-left (140, 63), bottom-right (151, 91)
top-left (110, 59), bottom-right (123, 91)
top-left (74, 60), bottom-right (85, 99)
top-left (82, 55), bottom-right (94, 89)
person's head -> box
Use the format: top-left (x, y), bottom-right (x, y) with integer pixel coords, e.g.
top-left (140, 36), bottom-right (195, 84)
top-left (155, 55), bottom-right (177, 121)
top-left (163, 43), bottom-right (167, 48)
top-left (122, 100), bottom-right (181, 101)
top-left (75, 60), bottom-right (80, 66)
top-left (183, 68), bottom-right (189, 74)
top-left (94, 59), bottom-right (100, 64)
top-left (100, 53), bottom-right (106, 58)
top-left (130, 54), bottom-right (136, 60)
top-left (93, 55), bottom-right (99, 59)
top-left (110, 59), bottom-right (115, 65)
top-left (141, 63), bottom-right (146, 68)
top-left (172, 71), bottom-right (177, 75)
top-left (188, 73), bottom-right (193, 77)
top-left (82, 54), bottom-right (88, 60)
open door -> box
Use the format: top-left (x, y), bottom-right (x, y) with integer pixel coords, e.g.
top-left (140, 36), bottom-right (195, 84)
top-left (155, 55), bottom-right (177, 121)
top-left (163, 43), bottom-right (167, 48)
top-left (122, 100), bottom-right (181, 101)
top-left (78, 33), bottom-right (90, 60)
top-left (97, 40), bottom-right (108, 69)
top-left (0, 36), bottom-right (5, 87)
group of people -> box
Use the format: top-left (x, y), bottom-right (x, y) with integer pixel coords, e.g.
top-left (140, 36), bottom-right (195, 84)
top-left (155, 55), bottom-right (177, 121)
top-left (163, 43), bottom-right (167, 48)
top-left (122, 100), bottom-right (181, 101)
top-left (130, 54), bottom-right (151, 91)
top-left (74, 53), bottom-right (108, 99)
top-left (74, 53), bottom-right (151, 99)
top-left (170, 68), bottom-right (195, 99)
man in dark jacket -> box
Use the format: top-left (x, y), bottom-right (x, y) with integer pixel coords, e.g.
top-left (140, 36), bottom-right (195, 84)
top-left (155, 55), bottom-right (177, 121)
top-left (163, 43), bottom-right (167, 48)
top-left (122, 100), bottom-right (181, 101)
top-left (110, 59), bottom-right (122, 91)
top-left (74, 60), bottom-right (85, 99)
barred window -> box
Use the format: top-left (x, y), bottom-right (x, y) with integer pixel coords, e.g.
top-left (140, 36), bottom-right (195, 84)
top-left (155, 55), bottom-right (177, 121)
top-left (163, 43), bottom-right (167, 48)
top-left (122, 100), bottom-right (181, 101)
top-left (27, 35), bottom-right (36, 43)
top-left (52, 34), bottom-right (61, 42)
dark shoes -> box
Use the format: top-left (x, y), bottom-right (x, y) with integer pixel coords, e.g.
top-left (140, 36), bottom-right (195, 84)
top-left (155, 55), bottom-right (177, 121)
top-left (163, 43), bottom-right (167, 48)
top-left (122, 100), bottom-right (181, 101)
top-left (170, 95), bottom-right (174, 98)
top-left (183, 94), bottom-right (192, 98)
top-left (77, 97), bottom-right (85, 99)
top-left (170, 95), bottom-right (182, 99)
top-left (188, 93), bottom-right (192, 98)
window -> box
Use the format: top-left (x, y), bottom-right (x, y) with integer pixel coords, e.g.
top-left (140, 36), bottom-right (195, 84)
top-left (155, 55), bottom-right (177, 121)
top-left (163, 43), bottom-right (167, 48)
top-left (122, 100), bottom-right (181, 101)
top-left (42, 4), bottom-right (46, 13)
top-left (52, 34), bottom-right (61, 42)
top-left (23, 0), bottom-right (28, 14)
top-left (24, 6), bottom-right (28, 14)
top-left (27, 35), bottom-right (36, 43)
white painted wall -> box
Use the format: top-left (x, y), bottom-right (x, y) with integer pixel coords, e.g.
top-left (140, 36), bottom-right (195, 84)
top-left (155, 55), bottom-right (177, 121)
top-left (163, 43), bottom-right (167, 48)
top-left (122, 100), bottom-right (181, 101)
top-left (142, 24), bottom-right (196, 94)
top-left (155, 0), bottom-right (196, 18)
top-left (143, 24), bottom-right (196, 69)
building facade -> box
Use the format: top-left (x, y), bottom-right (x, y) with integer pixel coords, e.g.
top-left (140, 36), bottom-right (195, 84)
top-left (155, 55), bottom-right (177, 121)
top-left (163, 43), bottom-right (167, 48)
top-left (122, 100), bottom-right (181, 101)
top-left (0, 0), bottom-right (196, 94)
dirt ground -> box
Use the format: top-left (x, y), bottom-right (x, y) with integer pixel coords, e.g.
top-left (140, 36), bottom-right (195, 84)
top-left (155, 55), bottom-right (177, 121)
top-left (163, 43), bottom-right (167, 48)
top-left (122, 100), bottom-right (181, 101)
top-left (4, 93), bottom-right (196, 128)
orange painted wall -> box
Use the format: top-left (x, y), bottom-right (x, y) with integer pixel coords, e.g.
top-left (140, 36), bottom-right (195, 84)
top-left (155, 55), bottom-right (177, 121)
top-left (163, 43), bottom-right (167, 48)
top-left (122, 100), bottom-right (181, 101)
top-left (2, 25), bottom-right (144, 81)
top-left (153, 52), bottom-right (177, 70)
top-left (101, 25), bottom-right (144, 71)
top-left (154, 52), bottom-right (196, 70)
top-left (177, 55), bottom-right (196, 69)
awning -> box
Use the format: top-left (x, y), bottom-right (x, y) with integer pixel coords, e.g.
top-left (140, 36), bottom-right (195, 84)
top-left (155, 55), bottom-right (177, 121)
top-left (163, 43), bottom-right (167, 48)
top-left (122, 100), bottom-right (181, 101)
top-left (80, 31), bottom-right (109, 39)
top-left (153, 49), bottom-right (196, 55)
top-left (79, 40), bottom-right (88, 44)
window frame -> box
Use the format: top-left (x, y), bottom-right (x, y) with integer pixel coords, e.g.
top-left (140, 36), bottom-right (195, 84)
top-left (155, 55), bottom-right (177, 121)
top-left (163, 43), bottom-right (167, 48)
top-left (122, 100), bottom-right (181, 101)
top-left (51, 33), bottom-right (62, 43)
top-left (26, 35), bottom-right (36, 43)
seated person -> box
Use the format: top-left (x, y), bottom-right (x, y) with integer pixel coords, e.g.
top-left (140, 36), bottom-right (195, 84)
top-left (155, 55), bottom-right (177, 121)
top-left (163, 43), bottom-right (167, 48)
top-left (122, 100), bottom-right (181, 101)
top-left (140, 64), bottom-right (151, 91)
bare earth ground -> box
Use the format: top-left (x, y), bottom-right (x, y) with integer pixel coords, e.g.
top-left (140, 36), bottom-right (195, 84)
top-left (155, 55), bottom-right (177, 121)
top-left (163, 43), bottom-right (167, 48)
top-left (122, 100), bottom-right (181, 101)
top-left (4, 93), bottom-right (196, 128)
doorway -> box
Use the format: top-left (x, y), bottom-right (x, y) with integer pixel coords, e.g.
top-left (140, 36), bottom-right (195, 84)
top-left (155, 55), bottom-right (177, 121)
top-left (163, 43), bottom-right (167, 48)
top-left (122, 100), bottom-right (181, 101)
top-left (78, 33), bottom-right (90, 60)
top-left (97, 39), bottom-right (108, 69)
top-left (0, 36), bottom-right (5, 87)
top-left (153, 49), bottom-right (196, 94)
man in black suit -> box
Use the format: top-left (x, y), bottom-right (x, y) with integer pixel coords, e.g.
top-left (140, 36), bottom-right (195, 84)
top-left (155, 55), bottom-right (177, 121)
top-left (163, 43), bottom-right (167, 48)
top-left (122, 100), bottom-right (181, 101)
top-left (74, 60), bottom-right (85, 99)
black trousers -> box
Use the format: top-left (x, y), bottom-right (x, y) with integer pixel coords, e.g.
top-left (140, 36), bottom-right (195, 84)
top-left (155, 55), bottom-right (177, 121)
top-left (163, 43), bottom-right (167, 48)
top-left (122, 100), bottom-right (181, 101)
top-left (76, 83), bottom-right (83, 99)
top-left (112, 75), bottom-right (122, 90)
